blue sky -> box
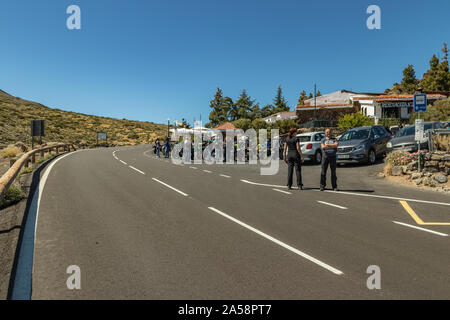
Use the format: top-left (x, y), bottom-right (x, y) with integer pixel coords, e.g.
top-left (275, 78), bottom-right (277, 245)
top-left (0, 0), bottom-right (449, 125)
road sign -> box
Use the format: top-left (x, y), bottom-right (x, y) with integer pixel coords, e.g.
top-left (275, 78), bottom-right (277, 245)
top-left (97, 132), bottom-right (107, 140)
top-left (31, 120), bottom-right (45, 137)
top-left (413, 94), bottom-right (427, 112)
top-left (415, 119), bottom-right (424, 141)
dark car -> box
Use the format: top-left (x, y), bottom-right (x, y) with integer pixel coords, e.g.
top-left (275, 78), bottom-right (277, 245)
top-left (336, 125), bottom-right (391, 165)
top-left (386, 121), bottom-right (442, 153)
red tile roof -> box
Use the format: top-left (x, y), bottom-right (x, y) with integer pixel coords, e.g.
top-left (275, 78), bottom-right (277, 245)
top-left (353, 94), bottom-right (446, 101)
top-left (296, 103), bottom-right (353, 109)
top-left (215, 122), bottom-right (237, 130)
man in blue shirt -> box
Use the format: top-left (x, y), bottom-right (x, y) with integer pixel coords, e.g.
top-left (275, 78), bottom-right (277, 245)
top-left (320, 128), bottom-right (339, 191)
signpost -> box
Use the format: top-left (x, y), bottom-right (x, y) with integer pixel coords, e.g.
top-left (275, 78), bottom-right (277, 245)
top-left (31, 120), bottom-right (45, 149)
top-left (415, 119), bottom-right (424, 141)
top-left (97, 132), bottom-right (107, 146)
top-left (413, 94), bottom-right (427, 172)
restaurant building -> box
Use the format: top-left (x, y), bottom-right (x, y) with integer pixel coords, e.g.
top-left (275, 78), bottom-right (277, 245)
top-left (295, 90), bottom-right (381, 125)
top-left (352, 93), bottom-right (447, 123)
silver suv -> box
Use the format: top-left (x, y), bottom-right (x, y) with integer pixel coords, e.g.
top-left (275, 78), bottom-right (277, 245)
top-left (296, 132), bottom-right (325, 164)
top-left (337, 126), bottom-right (391, 165)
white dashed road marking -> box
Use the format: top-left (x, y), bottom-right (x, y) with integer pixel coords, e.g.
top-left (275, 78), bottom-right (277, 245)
top-left (317, 201), bottom-right (348, 210)
top-left (152, 178), bottom-right (189, 197)
top-left (208, 207), bottom-right (344, 275)
top-left (220, 174), bottom-right (231, 178)
top-left (273, 188), bottom-right (292, 195)
top-left (129, 166), bottom-right (145, 175)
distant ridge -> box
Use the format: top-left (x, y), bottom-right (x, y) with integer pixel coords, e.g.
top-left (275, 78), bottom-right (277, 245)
top-left (0, 89), bottom-right (168, 147)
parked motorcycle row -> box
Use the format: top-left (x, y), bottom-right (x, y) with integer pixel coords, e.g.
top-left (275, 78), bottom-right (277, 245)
top-left (153, 121), bottom-right (447, 166)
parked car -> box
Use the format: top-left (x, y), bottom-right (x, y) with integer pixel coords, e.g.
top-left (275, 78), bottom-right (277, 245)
top-left (386, 121), bottom-right (442, 153)
top-left (296, 132), bottom-right (325, 164)
top-left (389, 125), bottom-right (400, 136)
top-left (336, 125), bottom-right (391, 165)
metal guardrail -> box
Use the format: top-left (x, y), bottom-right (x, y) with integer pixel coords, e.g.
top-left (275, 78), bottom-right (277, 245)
top-left (0, 143), bottom-right (76, 203)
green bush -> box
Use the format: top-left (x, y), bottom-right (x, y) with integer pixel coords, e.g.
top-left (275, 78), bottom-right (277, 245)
top-left (269, 119), bottom-right (299, 134)
top-left (0, 184), bottom-right (25, 209)
top-left (380, 117), bottom-right (401, 128)
top-left (410, 98), bottom-right (450, 122)
top-left (338, 113), bottom-right (374, 131)
top-left (232, 119), bottom-right (252, 131)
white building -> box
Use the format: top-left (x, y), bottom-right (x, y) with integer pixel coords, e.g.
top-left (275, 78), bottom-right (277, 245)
top-left (352, 94), bottom-right (447, 122)
top-left (263, 111), bottom-right (298, 124)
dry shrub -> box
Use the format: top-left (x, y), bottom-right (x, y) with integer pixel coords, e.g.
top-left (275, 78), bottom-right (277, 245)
top-left (384, 162), bottom-right (393, 176)
top-left (434, 133), bottom-right (449, 152)
top-left (0, 146), bottom-right (21, 158)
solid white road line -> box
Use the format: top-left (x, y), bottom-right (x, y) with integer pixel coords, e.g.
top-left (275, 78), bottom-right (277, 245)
top-left (203, 170), bottom-right (212, 173)
top-left (317, 201), bottom-right (348, 210)
top-left (393, 221), bottom-right (448, 237)
top-left (240, 179), bottom-right (450, 207)
top-left (208, 207), bottom-right (344, 275)
top-left (129, 166), bottom-right (145, 175)
top-left (273, 188), bottom-right (292, 195)
top-left (220, 174), bottom-right (231, 178)
top-left (119, 160), bottom-right (127, 165)
top-left (11, 149), bottom-right (85, 299)
top-left (152, 178), bottom-right (189, 197)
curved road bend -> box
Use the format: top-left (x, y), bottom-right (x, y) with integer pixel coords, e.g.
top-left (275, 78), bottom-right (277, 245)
top-left (24, 145), bottom-right (450, 299)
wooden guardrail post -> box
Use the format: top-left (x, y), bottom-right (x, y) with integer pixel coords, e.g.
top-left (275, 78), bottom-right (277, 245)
top-left (1, 143), bottom-right (77, 203)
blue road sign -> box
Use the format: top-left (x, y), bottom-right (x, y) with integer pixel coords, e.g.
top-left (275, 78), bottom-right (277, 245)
top-left (413, 94), bottom-right (427, 112)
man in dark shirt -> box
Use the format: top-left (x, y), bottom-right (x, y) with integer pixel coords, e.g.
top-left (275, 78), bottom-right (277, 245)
top-left (320, 128), bottom-right (339, 191)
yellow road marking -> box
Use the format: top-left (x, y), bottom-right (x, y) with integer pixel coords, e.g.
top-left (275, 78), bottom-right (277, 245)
top-left (400, 201), bottom-right (450, 226)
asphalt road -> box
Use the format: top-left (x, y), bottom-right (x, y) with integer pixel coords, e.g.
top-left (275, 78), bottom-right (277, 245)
top-left (18, 145), bottom-right (450, 299)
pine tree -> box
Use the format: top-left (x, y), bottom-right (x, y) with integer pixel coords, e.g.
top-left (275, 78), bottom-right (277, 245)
top-left (207, 88), bottom-right (230, 127)
top-left (260, 104), bottom-right (274, 118)
top-left (421, 55), bottom-right (441, 91)
top-left (399, 65), bottom-right (418, 93)
top-left (420, 44), bottom-right (450, 92)
top-left (297, 90), bottom-right (308, 105)
top-left (234, 90), bottom-right (257, 120)
top-left (273, 86), bottom-right (289, 113)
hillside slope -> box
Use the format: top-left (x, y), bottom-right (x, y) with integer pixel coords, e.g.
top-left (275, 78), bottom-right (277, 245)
top-left (0, 90), bottom-right (168, 147)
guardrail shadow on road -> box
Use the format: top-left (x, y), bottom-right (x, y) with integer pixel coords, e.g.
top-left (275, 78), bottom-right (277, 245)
top-left (6, 154), bottom-right (64, 300)
top-left (302, 187), bottom-right (375, 193)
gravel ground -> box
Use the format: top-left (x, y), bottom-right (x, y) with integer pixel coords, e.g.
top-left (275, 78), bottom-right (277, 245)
top-left (0, 172), bottom-right (31, 299)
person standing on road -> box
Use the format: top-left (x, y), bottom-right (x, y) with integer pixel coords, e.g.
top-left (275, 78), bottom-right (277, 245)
top-left (164, 137), bottom-right (170, 158)
top-left (320, 128), bottom-right (339, 191)
top-left (283, 128), bottom-right (304, 190)
top-left (155, 138), bottom-right (161, 158)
